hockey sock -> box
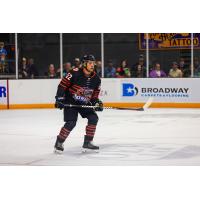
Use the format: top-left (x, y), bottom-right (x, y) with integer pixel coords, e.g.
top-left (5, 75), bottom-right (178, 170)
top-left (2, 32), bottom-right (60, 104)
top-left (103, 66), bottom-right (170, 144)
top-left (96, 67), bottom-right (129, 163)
top-left (85, 124), bottom-right (96, 141)
top-left (58, 127), bottom-right (71, 142)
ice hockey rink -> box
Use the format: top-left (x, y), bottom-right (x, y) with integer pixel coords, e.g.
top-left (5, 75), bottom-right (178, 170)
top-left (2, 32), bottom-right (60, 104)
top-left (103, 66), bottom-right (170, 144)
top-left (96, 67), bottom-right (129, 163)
top-left (0, 108), bottom-right (200, 166)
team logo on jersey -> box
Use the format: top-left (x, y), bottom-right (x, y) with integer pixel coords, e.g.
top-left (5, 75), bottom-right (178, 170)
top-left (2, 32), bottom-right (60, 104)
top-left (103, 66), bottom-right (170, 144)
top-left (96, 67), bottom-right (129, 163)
top-left (73, 88), bottom-right (93, 103)
top-left (122, 83), bottom-right (138, 97)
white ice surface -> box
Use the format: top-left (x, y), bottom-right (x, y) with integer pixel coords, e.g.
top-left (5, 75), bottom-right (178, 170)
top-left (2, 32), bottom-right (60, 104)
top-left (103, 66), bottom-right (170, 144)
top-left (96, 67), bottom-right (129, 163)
top-left (1, 108), bottom-right (200, 166)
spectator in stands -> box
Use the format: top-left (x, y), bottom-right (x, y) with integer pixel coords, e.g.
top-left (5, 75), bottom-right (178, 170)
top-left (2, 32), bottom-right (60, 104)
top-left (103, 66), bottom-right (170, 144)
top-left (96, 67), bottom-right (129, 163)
top-left (182, 66), bottom-right (191, 77)
top-left (132, 64), bottom-right (146, 78)
top-left (63, 62), bottom-right (72, 77)
top-left (0, 42), bottom-right (7, 61)
top-left (104, 60), bottom-right (116, 78)
top-left (149, 62), bottom-right (166, 78)
top-left (193, 57), bottom-right (200, 77)
top-left (47, 64), bottom-right (57, 78)
top-left (116, 60), bottom-right (131, 78)
top-left (27, 58), bottom-right (38, 78)
top-left (0, 42), bottom-right (7, 73)
top-left (168, 62), bottom-right (183, 78)
top-left (194, 57), bottom-right (200, 69)
top-left (138, 54), bottom-right (145, 67)
top-left (178, 57), bottom-right (191, 77)
top-left (56, 62), bottom-right (72, 78)
top-left (131, 54), bottom-right (146, 77)
top-left (178, 57), bottom-right (187, 71)
top-left (95, 60), bottom-right (102, 77)
top-left (72, 58), bottom-right (81, 69)
top-left (20, 57), bottom-right (29, 78)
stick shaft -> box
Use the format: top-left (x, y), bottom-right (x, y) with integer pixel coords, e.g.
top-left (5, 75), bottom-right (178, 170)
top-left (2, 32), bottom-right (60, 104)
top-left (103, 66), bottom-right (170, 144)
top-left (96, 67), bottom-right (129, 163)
top-left (63, 104), bottom-right (143, 111)
top-left (62, 97), bottom-right (153, 111)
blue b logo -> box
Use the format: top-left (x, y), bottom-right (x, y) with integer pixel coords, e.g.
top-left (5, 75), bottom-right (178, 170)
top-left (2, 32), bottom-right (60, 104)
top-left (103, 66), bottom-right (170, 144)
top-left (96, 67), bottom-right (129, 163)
top-left (122, 83), bottom-right (138, 96)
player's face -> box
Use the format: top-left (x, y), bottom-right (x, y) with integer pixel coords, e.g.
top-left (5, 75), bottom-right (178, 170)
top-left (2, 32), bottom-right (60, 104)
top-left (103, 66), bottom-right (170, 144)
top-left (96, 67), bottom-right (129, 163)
top-left (86, 61), bottom-right (95, 72)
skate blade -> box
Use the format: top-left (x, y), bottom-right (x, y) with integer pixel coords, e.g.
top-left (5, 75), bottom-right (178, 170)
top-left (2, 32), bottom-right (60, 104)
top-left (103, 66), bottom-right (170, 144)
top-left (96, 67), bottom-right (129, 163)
top-left (82, 148), bottom-right (99, 154)
top-left (54, 148), bottom-right (63, 154)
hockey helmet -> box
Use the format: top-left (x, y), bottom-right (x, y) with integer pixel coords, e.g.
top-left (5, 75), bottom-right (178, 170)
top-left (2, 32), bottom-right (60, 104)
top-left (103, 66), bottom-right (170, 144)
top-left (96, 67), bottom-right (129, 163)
top-left (82, 54), bottom-right (96, 63)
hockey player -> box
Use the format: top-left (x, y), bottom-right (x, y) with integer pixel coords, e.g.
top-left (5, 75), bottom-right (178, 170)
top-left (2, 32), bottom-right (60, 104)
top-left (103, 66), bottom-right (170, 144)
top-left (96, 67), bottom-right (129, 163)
top-left (54, 55), bottom-right (103, 153)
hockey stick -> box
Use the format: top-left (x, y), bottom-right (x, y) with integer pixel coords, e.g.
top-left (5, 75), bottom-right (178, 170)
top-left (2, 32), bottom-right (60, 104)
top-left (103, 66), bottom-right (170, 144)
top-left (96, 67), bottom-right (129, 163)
top-left (63, 97), bottom-right (153, 111)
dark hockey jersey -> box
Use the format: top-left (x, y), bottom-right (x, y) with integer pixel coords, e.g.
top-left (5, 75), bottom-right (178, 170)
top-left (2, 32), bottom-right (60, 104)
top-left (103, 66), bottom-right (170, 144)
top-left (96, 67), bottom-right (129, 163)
top-left (56, 68), bottom-right (101, 105)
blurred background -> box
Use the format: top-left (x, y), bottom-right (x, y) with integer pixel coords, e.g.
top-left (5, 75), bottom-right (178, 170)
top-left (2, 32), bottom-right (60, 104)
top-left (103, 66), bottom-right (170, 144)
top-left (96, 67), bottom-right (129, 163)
top-left (0, 33), bottom-right (200, 79)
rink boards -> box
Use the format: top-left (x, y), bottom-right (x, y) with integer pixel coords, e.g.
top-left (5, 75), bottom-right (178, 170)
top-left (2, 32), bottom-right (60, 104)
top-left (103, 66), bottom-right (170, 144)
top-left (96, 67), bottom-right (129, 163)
top-left (0, 78), bottom-right (200, 109)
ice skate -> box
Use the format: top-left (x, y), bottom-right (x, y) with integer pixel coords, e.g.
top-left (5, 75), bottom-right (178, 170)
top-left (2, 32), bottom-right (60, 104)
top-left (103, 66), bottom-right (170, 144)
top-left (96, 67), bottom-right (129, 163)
top-left (82, 136), bottom-right (99, 153)
top-left (54, 136), bottom-right (64, 154)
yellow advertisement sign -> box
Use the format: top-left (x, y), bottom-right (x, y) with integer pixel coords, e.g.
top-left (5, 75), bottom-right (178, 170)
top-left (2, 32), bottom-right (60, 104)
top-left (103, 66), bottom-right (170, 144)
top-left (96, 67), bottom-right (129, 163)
top-left (140, 33), bottom-right (200, 50)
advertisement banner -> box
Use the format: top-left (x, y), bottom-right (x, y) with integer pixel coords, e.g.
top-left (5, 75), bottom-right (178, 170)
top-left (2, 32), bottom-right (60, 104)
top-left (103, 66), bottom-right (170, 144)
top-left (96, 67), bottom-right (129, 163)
top-left (0, 80), bottom-right (7, 107)
top-left (139, 33), bottom-right (200, 50)
top-left (120, 78), bottom-right (200, 103)
top-left (2, 78), bottom-right (200, 108)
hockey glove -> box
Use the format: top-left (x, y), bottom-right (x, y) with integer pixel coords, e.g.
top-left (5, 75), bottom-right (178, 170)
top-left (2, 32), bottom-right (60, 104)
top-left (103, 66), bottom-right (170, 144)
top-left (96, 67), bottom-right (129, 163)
top-left (93, 99), bottom-right (103, 112)
top-left (55, 96), bottom-right (65, 110)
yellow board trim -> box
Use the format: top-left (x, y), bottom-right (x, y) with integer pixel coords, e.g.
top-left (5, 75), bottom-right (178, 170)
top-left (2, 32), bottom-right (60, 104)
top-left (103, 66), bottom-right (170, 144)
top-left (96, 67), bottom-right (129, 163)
top-left (9, 104), bottom-right (55, 109)
top-left (0, 105), bottom-right (8, 109)
top-left (1, 102), bottom-right (200, 109)
top-left (105, 102), bottom-right (200, 108)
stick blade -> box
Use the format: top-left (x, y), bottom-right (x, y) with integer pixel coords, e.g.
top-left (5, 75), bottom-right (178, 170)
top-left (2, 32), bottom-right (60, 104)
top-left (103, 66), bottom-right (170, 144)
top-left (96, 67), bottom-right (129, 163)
top-left (142, 97), bottom-right (154, 110)
top-left (136, 107), bottom-right (144, 111)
